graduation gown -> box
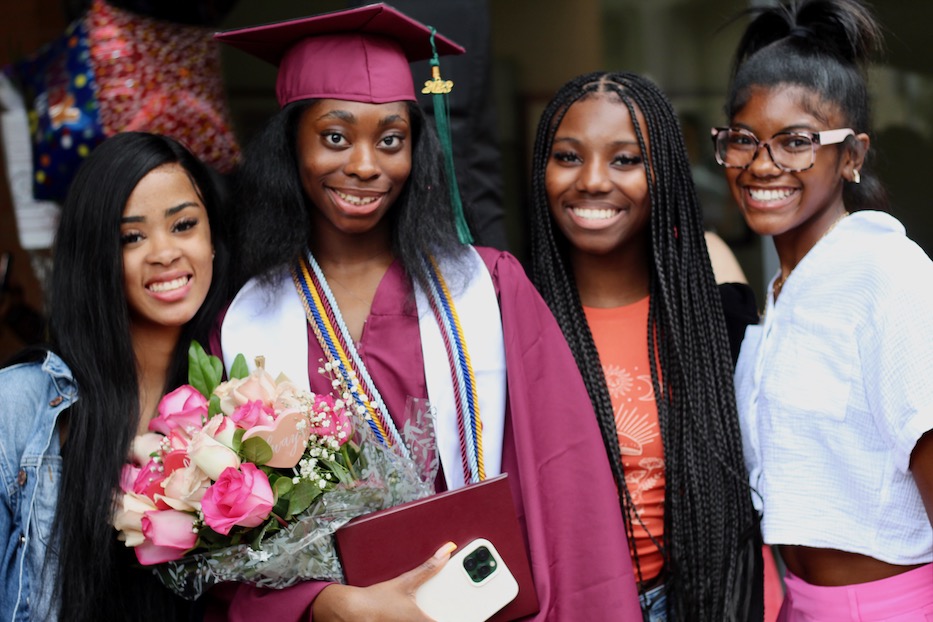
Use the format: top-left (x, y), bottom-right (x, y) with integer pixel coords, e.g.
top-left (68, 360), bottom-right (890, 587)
top-left (204, 247), bottom-right (641, 621)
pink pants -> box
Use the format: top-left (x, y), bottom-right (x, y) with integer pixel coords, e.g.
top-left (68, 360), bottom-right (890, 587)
top-left (778, 563), bottom-right (933, 621)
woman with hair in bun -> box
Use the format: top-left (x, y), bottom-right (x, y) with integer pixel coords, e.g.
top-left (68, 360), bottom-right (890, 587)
top-left (718, 0), bottom-right (933, 618)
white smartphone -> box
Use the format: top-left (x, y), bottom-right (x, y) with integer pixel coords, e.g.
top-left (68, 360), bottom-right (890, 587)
top-left (415, 538), bottom-right (519, 622)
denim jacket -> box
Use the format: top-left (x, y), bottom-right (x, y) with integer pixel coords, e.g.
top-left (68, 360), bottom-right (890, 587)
top-left (0, 351), bottom-right (76, 621)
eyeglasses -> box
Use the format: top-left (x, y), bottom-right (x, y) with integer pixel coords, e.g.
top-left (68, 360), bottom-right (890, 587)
top-left (710, 127), bottom-right (855, 172)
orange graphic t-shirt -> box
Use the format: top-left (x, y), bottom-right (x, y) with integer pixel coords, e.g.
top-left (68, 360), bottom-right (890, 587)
top-left (584, 297), bottom-right (665, 582)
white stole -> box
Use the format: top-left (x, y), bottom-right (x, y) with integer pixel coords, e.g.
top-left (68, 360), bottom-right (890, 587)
top-left (221, 247), bottom-right (507, 491)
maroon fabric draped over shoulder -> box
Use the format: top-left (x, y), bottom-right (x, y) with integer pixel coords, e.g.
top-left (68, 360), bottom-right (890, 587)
top-left (204, 247), bottom-right (641, 621)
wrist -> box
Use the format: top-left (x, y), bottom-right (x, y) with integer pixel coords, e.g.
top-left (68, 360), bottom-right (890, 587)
top-left (312, 583), bottom-right (360, 622)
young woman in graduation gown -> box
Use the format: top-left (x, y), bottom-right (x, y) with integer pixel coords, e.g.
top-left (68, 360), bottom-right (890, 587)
top-left (205, 4), bottom-right (642, 620)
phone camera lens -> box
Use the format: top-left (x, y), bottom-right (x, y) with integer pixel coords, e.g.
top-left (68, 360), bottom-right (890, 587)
top-left (476, 548), bottom-right (490, 562)
top-left (478, 564), bottom-right (491, 578)
top-left (463, 557), bottom-right (477, 571)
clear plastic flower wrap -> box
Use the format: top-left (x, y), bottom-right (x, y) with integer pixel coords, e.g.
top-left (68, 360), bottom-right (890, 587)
top-left (153, 396), bottom-right (438, 600)
top-left (111, 343), bottom-right (439, 601)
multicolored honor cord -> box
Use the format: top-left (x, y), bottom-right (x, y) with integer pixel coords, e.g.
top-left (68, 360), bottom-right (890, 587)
top-left (419, 255), bottom-right (485, 483)
top-left (291, 254), bottom-right (406, 458)
top-left (291, 251), bottom-right (485, 483)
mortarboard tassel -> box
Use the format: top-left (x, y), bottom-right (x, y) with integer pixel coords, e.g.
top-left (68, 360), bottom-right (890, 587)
top-left (423, 28), bottom-right (473, 245)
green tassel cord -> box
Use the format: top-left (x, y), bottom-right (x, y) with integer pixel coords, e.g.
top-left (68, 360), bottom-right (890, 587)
top-left (423, 28), bottom-right (473, 245)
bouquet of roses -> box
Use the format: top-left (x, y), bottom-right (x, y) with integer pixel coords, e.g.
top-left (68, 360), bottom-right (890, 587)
top-left (112, 342), bottom-right (436, 599)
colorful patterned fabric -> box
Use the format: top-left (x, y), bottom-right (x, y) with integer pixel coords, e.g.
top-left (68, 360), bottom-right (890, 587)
top-left (11, 18), bottom-right (105, 203)
top-left (9, 0), bottom-right (239, 204)
top-left (86, 0), bottom-right (239, 172)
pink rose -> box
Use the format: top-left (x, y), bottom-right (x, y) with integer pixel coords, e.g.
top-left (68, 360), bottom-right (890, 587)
top-left (132, 457), bottom-right (165, 499)
top-left (200, 464), bottom-right (274, 535)
top-left (149, 385), bottom-right (208, 437)
top-left (162, 449), bottom-right (189, 475)
top-left (309, 395), bottom-right (353, 446)
top-left (132, 449), bottom-right (189, 508)
top-left (120, 463), bottom-right (140, 494)
top-left (231, 400), bottom-right (276, 429)
top-left (188, 428), bottom-right (241, 480)
top-left (215, 369), bottom-right (277, 416)
top-left (113, 491), bottom-right (158, 547)
top-left (136, 509), bottom-right (199, 565)
top-left (165, 429), bottom-right (191, 452)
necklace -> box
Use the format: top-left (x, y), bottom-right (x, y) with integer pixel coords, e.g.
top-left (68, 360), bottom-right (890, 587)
top-left (325, 273), bottom-right (375, 307)
top-left (773, 211), bottom-right (849, 300)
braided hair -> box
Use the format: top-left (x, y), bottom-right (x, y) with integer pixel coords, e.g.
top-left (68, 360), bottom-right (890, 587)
top-left (529, 72), bottom-right (760, 621)
top-left (726, 0), bottom-right (887, 211)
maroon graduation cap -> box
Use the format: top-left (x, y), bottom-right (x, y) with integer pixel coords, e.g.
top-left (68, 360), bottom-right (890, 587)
top-left (214, 3), bottom-right (465, 107)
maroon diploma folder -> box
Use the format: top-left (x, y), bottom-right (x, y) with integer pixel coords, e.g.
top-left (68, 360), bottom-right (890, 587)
top-left (334, 473), bottom-right (538, 621)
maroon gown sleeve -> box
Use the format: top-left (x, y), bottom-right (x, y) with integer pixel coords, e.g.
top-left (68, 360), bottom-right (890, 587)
top-left (475, 247), bottom-right (642, 620)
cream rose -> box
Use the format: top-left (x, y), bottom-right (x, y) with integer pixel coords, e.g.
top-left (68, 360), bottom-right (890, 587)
top-left (159, 462), bottom-right (211, 512)
top-left (202, 414), bottom-right (238, 449)
top-left (188, 429), bottom-right (241, 480)
top-left (113, 491), bottom-right (158, 548)
top-left (215, 368), bottom-right (278, 416)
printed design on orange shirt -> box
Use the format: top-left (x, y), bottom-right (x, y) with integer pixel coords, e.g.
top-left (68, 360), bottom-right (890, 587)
top-left (605, 363), bottom-right (664, 506)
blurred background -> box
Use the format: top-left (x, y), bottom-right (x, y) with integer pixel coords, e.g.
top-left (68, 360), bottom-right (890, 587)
top-left (2, 0), bottom-right (931, 360)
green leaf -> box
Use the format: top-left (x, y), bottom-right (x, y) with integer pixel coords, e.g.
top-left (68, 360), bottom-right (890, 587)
top-left (241, 436), bottom-right (274, 466)
top-left (273, 476), bottom-right (294, 498)
top-left (232, 428), bottom-right (245, 452)
top-left (229, 353), bottom-right (250, 380)
top-left (272, 496), bottom-right (290, 518)
top-left (188, 341), bottom-right (223, 398)
top-left (250, 517), bottom-right (282, 550)
top-left (195, 525), bottom-right (227, 548)
top-left (288, 480), bottom-right (322, 517)
top-left (208, 394), bottom-right (222, 418)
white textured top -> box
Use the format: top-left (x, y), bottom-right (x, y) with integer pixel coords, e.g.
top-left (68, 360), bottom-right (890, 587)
top-left (735, 211), bottom-right (933, 564)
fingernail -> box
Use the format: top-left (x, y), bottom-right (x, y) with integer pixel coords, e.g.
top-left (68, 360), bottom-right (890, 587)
top-left (433, 541), bottom-right (457, 560)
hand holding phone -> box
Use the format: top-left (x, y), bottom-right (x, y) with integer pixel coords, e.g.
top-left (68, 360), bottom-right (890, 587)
top-left (415, 538), bottom-right (519, 622)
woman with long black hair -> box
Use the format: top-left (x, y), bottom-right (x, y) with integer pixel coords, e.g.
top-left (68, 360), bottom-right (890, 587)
top-left (0, 132), bottom-right (232, 621)
top-left (528, 71), bottom-right (763, 621)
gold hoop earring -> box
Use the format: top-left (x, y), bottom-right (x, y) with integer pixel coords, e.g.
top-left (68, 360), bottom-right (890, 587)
top-left (852, 169), bottom-right (861, 184)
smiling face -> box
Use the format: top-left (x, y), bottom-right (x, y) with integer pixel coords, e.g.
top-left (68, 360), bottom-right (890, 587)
top-left (121, 163), bottom-right (214, 332)
top-left (725, 85), bottom-right (866, 248)
top-left (296, 99), bottom-right (412, 245)
top-left (545, 94), bottom-right (651, 261)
